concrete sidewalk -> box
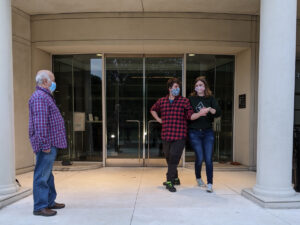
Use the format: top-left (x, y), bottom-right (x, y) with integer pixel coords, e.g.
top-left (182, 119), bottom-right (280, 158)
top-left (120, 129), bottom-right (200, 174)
top-left (0, 168), bottom-right (299, 225)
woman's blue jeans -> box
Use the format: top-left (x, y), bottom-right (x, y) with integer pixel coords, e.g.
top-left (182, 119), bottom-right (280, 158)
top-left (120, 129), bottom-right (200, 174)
top-left (189, 129), bottom-right (214, 184)
top-left (33, 146), bottom-right (57, 211)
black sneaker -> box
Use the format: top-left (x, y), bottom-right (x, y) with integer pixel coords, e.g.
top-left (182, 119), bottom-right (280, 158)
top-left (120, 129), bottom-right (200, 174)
top-left (165, 181), bottom-right (176, 192)
top-left (173, 178), bottom-right (181, 185)
top-left (163, 178), bottom-right (180, 186)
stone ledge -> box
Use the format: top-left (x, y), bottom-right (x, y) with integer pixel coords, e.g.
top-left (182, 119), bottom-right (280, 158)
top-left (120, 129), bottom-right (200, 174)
top-left (242, 188), bottom-right (300, 209)
top-left (53, 161), bottom-right (103, 171)
top-left (16, 166), bottom-right (35, 175)
top-left (0, 188), bottom-right (32, 209)
top-left (185, 162), bottom-right (250, 171)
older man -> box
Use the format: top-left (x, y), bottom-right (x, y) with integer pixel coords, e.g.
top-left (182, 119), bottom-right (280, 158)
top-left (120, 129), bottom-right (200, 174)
top-left (29, 70), bottom-right (67, 216)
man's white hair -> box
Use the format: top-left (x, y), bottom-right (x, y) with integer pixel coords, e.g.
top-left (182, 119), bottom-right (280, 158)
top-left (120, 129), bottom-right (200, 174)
top-left (35, 70), bottom-right (51, 85)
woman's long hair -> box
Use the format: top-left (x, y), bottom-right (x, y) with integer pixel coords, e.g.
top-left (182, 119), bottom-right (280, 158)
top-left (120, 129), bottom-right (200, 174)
top-left (190, 76), bottom-right (212, 97)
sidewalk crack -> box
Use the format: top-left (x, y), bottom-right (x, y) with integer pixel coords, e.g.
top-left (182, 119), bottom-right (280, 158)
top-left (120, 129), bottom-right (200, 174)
top-left (130, 167), bottom-right (144, 225)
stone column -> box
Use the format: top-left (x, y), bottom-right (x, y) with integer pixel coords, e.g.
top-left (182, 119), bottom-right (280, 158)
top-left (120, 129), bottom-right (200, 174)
top-left (0, 0), bottom-right (18, 195)
top-left (242, 0), bottom-right (300, 208)
top-left (254, 0), bottom-right (297, 198)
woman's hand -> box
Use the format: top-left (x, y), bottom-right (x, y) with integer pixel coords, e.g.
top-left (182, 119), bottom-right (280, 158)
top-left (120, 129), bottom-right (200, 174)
top-left (191, 108), bottom-right (209, 120)
top-left (200, 107), bottom-right (210, 116)
top-left (209, 107), bottom-right (216, 114)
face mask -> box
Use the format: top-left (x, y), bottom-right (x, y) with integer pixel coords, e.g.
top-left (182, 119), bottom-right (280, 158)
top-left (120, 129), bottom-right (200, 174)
top-left (49, 81), bottom-right (56, 93)
top-left (195, 86), bottom-right (205, 93)
top-left (171, 87), bottom-right (180, 96)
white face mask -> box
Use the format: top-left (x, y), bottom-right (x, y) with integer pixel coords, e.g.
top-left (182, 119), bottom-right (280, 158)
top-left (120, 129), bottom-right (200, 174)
top-left (195, 86), bottom-right (205, 93)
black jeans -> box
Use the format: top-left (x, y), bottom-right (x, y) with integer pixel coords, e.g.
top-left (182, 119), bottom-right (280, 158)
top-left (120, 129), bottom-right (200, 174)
top-left (163, 139), bottom-right (186, 182)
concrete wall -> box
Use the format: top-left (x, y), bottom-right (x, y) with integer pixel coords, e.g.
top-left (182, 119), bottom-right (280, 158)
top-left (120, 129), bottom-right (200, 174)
top-left (31, 47), bottom-right (52, 85)
top-left (12, 8), bottom-right (52, 173)
top-left (234, 49), bottom-right (253, 166)
top-left (12, 7), bottom-right (34, 173)
top-left (31, 13), bottom-right (257, 54)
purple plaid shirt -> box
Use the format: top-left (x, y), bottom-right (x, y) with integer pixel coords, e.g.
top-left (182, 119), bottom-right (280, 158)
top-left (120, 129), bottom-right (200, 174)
top-left (29, 86), bottom-right (67, 153)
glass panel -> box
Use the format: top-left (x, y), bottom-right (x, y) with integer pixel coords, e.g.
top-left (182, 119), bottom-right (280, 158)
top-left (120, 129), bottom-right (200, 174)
top-left (73, 55), bottom-right (103, 161)
top-left (185, 54), bottom-right (234, 162)
top-left (53, 56), bottom-right (73, 162)
top-left (106, 57), bottom-right (143, 158)
top-left (145, 57), bottom-right (183, 160)
top-left (215, 56), bottom-right (234, 162)
top-left (53, 54), bottom-right (103, 162)
top-left (185, 55), bottom-right (215, 162)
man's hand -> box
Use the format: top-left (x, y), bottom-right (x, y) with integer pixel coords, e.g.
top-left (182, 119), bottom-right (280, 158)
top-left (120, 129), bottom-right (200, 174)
top-left (151, 111), bottom-right (162, 124)
top-left (42, 149), bottom-right (51, 153)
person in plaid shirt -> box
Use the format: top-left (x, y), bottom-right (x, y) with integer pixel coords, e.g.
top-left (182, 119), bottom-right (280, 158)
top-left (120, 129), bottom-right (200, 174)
top-left (151, 78), bottom-right (209, 192)
top-left (29, 70), bottom-right (67, 216)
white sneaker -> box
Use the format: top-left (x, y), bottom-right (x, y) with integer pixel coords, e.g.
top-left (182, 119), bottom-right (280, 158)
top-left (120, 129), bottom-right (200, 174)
top-left (196, 178), bottom-right (206, 187)
top-left (206, 183), bottom-right (213, 193)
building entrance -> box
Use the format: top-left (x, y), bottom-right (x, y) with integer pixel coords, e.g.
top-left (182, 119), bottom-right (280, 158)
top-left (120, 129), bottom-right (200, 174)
top-left (53, 54), bottom-right (234, 166)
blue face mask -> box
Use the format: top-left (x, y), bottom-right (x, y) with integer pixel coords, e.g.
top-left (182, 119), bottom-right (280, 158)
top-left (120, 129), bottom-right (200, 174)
top-left (49, 81), bottom-right (56, 93)
top-left (171, 87), bottom-right (180, 96)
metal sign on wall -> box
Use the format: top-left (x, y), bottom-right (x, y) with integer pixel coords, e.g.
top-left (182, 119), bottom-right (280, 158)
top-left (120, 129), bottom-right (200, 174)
top-left (239, 94), bottom-right (246, 109)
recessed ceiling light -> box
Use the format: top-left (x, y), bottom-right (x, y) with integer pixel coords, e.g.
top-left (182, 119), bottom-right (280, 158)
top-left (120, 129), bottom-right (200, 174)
top-left (188, 54), bottom-right (195, 57)
top-left (96, 54), bottom-right (102, 57)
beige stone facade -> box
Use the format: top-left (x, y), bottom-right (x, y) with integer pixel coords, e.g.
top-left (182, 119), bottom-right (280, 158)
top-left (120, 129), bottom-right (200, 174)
top-left (12, 9), bottom-right (261, 172)
top-left (0, 0), bottom-right (298, 208)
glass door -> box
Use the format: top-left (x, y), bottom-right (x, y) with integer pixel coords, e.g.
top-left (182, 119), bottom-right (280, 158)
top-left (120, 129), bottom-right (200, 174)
top-left (105, 55), bottom-right (183, 166)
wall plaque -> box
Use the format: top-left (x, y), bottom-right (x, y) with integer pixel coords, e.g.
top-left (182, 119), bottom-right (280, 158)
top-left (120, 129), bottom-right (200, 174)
top-left (239, 94), bottom-right (246, 109)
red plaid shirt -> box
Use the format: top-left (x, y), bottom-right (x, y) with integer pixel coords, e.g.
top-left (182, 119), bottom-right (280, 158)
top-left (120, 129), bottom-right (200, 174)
top-left (29, 86), bottom-right (67, 153)
top-left (151, 95), bottom-right (194, 141)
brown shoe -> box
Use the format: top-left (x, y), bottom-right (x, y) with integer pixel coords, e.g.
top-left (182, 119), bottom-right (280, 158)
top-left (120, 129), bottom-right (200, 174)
top-left (33, 208), bottom-right (57, 217)
top-left (49, 202), bottom-right (65, 209)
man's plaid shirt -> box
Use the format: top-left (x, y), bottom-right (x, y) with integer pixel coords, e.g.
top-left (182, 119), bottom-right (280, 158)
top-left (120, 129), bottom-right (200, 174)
top-left (151, 95), bottom-right (194, 141)
top-left (29, 86), bottom-right (67, 153)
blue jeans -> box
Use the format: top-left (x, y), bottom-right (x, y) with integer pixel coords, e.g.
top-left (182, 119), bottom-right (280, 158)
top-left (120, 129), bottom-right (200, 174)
top-left (33, 146), bottom-right (57, 211)
top-left (189, 129), bottom-right (214, 184)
